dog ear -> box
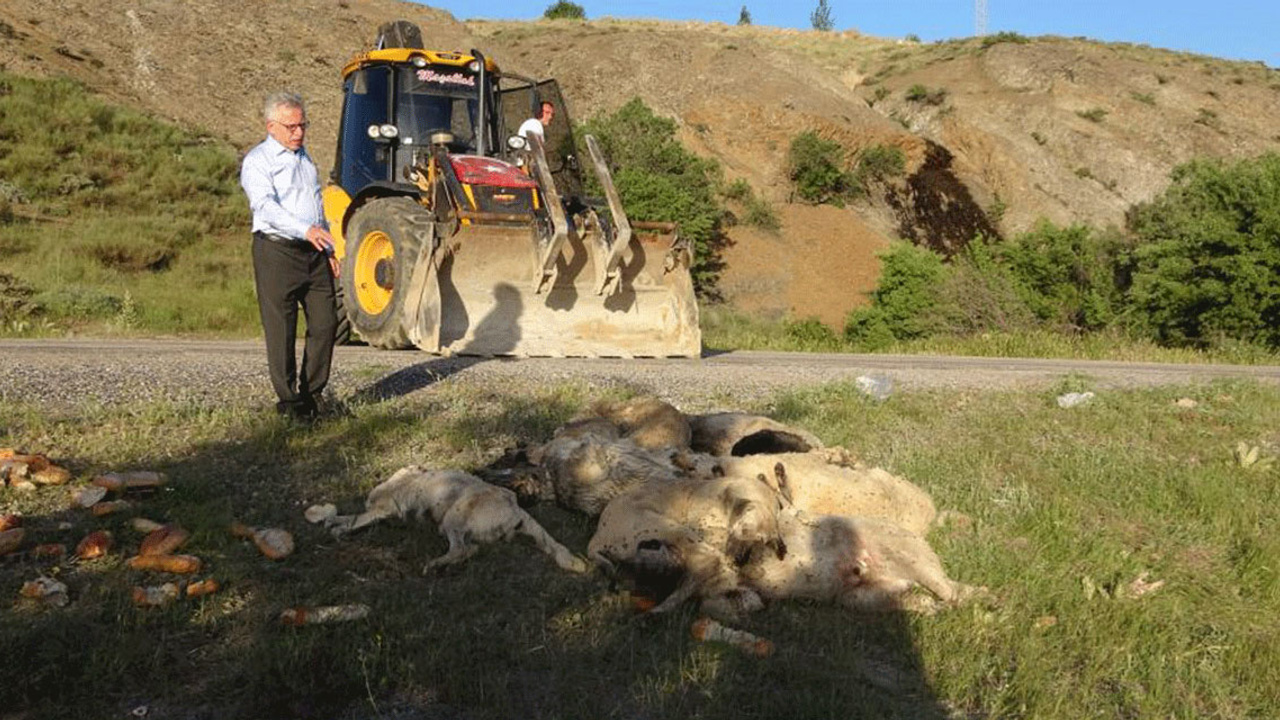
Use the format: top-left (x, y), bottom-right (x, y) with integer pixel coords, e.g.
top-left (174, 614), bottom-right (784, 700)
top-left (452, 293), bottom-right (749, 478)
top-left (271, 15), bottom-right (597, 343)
top-left (773, 462), bottom-right (794, 506)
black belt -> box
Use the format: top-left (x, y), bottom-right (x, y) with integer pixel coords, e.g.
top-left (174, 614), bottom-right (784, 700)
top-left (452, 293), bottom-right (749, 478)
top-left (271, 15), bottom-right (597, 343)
top-left (253, 230), bottom-right (307, 245)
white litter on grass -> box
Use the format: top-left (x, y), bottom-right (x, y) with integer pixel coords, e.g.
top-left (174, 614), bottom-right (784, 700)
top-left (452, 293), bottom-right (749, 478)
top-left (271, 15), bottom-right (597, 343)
top-left (1056, 391), bottom-right (1095, 408)
top-left (304, 503), bottom-right (338, 524)
top-left (855, 375), bottom-right (894, 401)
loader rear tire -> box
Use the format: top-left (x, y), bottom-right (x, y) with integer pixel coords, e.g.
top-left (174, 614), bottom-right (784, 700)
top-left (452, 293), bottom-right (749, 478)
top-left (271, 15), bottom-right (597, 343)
top-left (333, 285), bottom-right (353, 345)
top-left (341, 197), bottom-right (430, 350)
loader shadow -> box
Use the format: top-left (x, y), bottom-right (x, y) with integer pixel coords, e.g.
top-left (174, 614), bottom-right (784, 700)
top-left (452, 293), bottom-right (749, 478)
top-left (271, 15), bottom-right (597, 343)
top-left (350, 284), bottom-right (524, 403)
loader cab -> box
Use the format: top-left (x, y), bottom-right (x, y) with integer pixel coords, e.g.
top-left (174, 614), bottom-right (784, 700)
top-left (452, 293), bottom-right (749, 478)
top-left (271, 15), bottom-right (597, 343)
top-left (334, 51), bottom-right (504, 197)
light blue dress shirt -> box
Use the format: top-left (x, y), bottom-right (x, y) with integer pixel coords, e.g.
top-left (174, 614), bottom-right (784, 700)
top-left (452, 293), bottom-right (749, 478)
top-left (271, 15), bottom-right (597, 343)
top-left (240, 135), bottom-right (326, 240)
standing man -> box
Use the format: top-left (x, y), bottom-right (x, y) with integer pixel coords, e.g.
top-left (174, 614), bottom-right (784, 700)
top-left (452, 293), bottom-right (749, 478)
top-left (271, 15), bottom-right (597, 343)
top-left (518, 101), bottom-right (555, 142)
top-left (240, 92), bottom-right (340, 421)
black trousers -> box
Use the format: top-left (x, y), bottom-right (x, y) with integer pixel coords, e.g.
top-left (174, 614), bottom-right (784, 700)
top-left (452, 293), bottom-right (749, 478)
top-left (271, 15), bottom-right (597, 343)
top-left (251, 234), bottom-right (338, 414)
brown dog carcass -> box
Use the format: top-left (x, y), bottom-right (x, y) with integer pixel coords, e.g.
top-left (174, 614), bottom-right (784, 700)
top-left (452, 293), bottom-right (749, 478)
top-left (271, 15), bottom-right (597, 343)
top-left (583, 396), bottom-right (692, 451)
top-left (529, 430), bottom-right (720, 516)
top-left (587, 474), bottom-right (787, 615)
top-left (325, 467), bottom-right (588, 574)
top-left (740, 508), bottom-right (983, 613)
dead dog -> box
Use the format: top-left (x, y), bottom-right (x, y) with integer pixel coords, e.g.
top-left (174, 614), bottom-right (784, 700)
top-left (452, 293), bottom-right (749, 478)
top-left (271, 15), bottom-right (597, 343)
top-left (740, 508), bottom-right (985, 613)
top-left (587, 473), bottom-right (786, 615)
top-left (324, 466), bottom-right (588, 574)
top-left (688, 412), bottom-right (825, 457)
top-left (586, 396), bottom-right (692, 451)
top-left (717, 454), bottom-right (938, 536)
top-left (528, 431), bottom-right (721, 516)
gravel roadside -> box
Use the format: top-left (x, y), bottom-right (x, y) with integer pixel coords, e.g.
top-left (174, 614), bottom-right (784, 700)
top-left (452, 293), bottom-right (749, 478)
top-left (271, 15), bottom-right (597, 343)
top-left (3, 339), bottom-right (1280, 411)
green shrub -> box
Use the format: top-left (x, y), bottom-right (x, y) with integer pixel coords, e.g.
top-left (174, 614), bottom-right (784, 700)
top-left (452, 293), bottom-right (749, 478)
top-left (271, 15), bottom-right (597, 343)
top-left (1076, 107), bottom-right (1108, 123)
top-left (741, 196), bottom-right (781, 232)
top-left (721, 177), bottom-right (752, 201)
top-left (980, 31), bottom-right (1030, 48)
top-left (844, 242), bottom-right (945, 343)
top-left (788, 131), bottom-right (850, 205)
top-left (853, 144), bottom-right (906, 183)
top-left (905, 84), bottom-right (948, 105)
top-left (543, 1), bottom-right (586, 20)
top-left (999, 221), bottom-right (1126, 331)
top-left (785, 317), bottom-right (838, 348)
top-left (580, 98), bottom-right (727, 296)
top-left (1127, 154), bottom-right (1280, 348)
top-left (931, 240), bottom-right (1037, 335)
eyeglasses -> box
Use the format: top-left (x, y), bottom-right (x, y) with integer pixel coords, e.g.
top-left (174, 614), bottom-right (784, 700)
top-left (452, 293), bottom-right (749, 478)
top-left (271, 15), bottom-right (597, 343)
top-left (273, 120), bottom-right (309, 133)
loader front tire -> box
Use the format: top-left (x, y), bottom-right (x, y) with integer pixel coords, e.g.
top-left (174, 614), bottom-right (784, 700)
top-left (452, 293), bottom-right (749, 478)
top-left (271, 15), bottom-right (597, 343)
top-left (341, 197), bottom-right (430, 350)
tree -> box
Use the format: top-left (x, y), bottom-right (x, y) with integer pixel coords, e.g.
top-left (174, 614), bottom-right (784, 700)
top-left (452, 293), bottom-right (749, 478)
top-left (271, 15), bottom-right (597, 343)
top-left (543, 1), bottom-right (586, 20)
top-left (580, 99), bottom-right (729, 296)
top-left (810, 0), bottom-right (834, 31)
top-left (1127, 154), bottom-right (1280, 348)
top-left (738, 6), bottom-right (752, 25)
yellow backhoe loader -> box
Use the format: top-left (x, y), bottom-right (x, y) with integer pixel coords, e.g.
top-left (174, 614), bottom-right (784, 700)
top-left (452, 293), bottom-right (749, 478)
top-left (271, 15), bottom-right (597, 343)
top-left (321, 21), bottom-right (701, 357)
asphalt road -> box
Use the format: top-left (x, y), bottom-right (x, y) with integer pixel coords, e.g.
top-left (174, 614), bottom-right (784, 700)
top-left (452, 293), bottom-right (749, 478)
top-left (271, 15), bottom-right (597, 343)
top-left (2, 339), bottom-right (1279, 410)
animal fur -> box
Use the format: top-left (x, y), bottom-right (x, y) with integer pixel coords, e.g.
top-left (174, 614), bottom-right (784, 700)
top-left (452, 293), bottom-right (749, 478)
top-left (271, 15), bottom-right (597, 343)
top-left (688, 413), bottom-right (825, 457)
top-left (531, 432), bottom-right (720, 516)
top-left (326, 466), bottom-right (588, 574)
top-left (586, 396), bottom-right (691, 451)
top-left (740, 508), bottom-right (984, 613)
top-left (587, 474), bottom-right (785, 614)
top-left (717, 453), bottom-right (938, 536)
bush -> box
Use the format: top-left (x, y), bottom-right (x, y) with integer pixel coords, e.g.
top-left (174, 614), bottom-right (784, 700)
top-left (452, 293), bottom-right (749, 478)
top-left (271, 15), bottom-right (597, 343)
top-left (853, 145), bottom-right (906, 183)
top-left (788, 131), bottom-right (850, 205)
top-left (543, 1), bottom-right (585, 19)
top-left (1127, 154), bottom-right (1280, 348)
top-left (999, 221), bottom-right (1127, 331)
top-left (580, 98), bottom-right (727, 296)
top-left (844, 242), bottom-right (945, 343)
top-left (904, 84), bottom-right (948, 105)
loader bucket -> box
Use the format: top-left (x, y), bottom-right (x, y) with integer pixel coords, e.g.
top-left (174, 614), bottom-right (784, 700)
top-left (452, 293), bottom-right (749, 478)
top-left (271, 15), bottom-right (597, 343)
top-left (422, 221), bottom-right (701, 357)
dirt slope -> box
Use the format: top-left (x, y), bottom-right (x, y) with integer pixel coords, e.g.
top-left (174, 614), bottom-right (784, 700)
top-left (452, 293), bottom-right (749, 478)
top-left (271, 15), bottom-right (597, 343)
top-left (3, 5), bottom-right (1278, 327)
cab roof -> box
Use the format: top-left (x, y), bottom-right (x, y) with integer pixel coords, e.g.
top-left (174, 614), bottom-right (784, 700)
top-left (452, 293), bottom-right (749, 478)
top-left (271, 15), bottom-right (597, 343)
top-left (341, 48), bottom-right (500, 80)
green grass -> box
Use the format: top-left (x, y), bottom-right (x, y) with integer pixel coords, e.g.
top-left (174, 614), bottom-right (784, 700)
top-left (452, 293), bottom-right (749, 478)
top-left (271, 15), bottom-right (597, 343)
top-left (701, 306), bottom-right (1280, 365)
top-left (3, 377), bottom-right (1278, 717)
top-left (0, 72), bottom-right (255, 338)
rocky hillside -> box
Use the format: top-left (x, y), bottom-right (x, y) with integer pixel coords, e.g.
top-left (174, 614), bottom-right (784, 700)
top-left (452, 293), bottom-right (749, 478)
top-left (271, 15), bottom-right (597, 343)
top-left (3, 1), bottom-right (1278, 326)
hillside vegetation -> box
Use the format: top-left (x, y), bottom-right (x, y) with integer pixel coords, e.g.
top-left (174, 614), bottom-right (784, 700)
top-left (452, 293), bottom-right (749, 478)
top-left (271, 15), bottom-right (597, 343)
top-left (0, 72), bottom-right (256, 336)
top-left (1, 2), bottom-right (1279, 357)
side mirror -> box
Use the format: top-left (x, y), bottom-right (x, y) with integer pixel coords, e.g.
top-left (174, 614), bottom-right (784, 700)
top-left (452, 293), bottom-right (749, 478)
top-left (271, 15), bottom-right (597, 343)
top-left (507, 135), bottom-right (528, 151)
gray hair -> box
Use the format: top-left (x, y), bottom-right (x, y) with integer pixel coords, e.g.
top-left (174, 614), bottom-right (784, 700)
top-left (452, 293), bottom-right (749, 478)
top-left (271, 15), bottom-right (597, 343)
top-left (263, 92), bottom-right (306, 122)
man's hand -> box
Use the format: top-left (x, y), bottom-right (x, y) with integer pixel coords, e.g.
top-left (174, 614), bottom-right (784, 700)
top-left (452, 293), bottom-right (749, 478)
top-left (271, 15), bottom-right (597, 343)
top-left (305, 225), bottom-right (340, 278)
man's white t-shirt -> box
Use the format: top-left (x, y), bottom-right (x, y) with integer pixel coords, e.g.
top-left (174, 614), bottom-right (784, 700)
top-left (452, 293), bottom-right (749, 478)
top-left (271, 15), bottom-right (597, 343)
top-left (518, 117), bottom-right (545, 140)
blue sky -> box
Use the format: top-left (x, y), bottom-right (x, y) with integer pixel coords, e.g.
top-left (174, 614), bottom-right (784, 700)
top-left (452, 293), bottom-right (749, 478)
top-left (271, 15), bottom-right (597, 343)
top-left (419, 1), bottom-right (1279, 66)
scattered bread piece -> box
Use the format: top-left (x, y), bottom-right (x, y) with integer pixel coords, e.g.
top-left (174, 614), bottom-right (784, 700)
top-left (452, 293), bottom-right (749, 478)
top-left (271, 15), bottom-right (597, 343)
top-left (71, 486), bottom-right (109, 508)
top-left (184, 579), bottom-right (220, 598)
top-left (20, 577), bottom-right (69, 607)
top-left (0, 528), bottom-right (25, 556)
top-left (132, 583), bottom-right (180, 607)
top-left (31, 543), bottom-right (67, 559)
top-left (93, 471), bottom-right (167, 493)
top-left (75, 530), bottom-right (114, 560)
top-left (31, 465), bottom-right (72, 486)
top-left (130, 518), bottom-right (165, 533)
top-left (280, 604), bottom-right (370, 625)
top-left (90, 500), bottom-right (132, 517)
top-left (139, 525), bottom-right (190, 557)
top-left (231, 522), bottom-right (294, 560)
top-left (127, 554), bottom-right (202, 574)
